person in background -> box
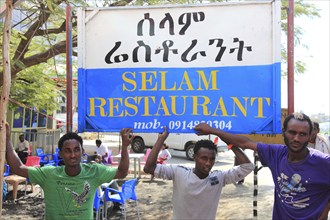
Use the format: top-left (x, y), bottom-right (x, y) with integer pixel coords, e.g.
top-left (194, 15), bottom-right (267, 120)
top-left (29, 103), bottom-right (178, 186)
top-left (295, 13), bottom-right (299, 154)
top-left (194, 112), bottom-right (330, 220)
top-left (144, 127), bottom-right (254, 219)
top-left (307, 121), bottom-right (330, 154)
top-left (94, 139), bottom-right (108, 163)
top-left (3, 122), bottom-right (132, 219)
top-left (15, 134), bottom-right (29, 164)
top-left (157, 143), bottom-right (172, 164)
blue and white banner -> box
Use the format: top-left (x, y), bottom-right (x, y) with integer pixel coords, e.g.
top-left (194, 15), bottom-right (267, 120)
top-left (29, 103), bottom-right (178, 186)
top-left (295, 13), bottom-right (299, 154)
top-left (78, 1), bottom-right (282, 133)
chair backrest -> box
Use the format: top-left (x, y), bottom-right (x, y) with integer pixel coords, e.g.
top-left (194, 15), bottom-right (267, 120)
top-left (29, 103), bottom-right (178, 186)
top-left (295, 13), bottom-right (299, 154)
top-left (53, 148), bottom-right (63, 165)
top-left (36, 148), bottom-right (44, 156)
top-left (93, 188), bottom-right (104, 211)
top-left (144, 149), bottom-right (152, 162)
top-left (4, 164), bottom-right (10, 177)
top-left (122, 178), bottom-right (138, 201)
top-left (25, 156), bottom-right (41, 167)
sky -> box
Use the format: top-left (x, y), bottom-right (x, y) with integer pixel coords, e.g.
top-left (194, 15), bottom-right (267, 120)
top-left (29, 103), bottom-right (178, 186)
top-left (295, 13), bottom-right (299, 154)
top-left (281, 1), bottom-right (330, 116)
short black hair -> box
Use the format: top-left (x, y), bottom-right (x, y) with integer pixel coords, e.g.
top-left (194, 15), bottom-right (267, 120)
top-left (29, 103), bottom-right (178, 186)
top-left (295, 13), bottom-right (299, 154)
top-left (283, 112), bottom-right (313, 134)
top-left (58, 132), bottom-right (83, 151)
top-left (313, 121), bottom-right (320, 130)
top-left (96, 139), bottom-right (102, 145)
top-left (194, 139), bottom-right (217, 154)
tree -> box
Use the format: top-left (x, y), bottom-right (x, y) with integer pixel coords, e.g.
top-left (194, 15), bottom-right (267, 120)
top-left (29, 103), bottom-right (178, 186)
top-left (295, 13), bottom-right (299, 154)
top-left (0, 0), bottom-right (320, 113)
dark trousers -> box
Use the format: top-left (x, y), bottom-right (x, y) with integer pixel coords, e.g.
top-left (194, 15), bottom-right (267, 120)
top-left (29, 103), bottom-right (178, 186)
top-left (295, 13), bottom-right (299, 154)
top-left (17, 151), bottom-right (28, 164)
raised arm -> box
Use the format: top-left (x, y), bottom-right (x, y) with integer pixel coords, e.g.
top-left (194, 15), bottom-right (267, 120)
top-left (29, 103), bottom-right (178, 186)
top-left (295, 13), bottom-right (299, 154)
top-left (318, 200), bottom-right (330, 220)
top-left (144, 127), bottom-right (169, 175)
top-left (231, 145), bottom-right (251, 164)
top-left (114, 128), bottom-right (133, 179)
top-left (4, 123), bottom-right (29, 178)
top-left (194, 123), bottom-right (258, 151)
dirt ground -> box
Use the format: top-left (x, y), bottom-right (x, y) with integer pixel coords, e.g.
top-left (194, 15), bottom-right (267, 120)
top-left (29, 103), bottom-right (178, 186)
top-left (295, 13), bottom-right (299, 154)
top-left (1, 169), bottom-right (275, 220)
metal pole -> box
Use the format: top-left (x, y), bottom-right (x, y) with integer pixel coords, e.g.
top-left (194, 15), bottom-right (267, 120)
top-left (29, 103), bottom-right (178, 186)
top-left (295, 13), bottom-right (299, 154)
top-left (253, 156), bottom-right (258, 218)
top-left (287, 0), bottom-right (295, 114)
top-left (66, 4), bottom-right (73, 133)
top-left (253, 154), bottom-right (263, 219)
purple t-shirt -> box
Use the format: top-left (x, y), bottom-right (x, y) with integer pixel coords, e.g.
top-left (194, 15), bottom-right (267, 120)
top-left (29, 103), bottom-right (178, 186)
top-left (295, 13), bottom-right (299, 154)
top-left (257, 143), bottom-right (330, 220)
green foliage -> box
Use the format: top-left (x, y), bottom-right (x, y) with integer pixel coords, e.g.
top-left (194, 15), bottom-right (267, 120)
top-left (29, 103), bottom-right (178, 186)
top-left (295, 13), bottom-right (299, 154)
top-left (280, 0), bottom-right (320, 77)
top-left (9, 62), bottom-right (63, 114)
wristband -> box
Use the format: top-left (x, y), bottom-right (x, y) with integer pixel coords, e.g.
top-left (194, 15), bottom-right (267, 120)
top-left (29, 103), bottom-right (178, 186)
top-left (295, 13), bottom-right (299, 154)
top-left (227, 144), bottom-right (233, 150)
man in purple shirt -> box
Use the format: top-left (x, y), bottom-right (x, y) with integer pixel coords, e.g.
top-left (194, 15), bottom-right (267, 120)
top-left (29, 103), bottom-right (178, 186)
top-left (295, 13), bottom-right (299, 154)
top-left (194, 112), bottom-right (330, 220)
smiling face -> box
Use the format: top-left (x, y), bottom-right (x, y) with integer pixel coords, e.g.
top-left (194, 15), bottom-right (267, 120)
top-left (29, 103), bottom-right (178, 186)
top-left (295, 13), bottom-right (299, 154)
top-left (59, 139), bottom-right (82, 167)
top-left (193, 147), bottom-right (216, 178)
top-left (283, 118), bottom-right (311, 154)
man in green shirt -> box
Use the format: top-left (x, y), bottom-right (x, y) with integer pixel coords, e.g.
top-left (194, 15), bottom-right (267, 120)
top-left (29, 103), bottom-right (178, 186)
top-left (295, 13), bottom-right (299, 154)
top-left (4, 123), bottom-right (132, 219)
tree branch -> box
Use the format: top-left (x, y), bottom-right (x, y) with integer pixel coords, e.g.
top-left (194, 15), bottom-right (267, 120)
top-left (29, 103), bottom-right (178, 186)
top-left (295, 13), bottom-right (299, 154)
top-left (34, 20), bottom-right (67, 36)
top-left (13, 1), bottom-right (64, 61)
top-left (11, 37), bottom-right (78, 76)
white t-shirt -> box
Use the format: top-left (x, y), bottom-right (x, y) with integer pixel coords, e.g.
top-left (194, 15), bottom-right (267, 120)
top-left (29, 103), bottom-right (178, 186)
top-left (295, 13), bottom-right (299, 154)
top-left (95, 144), bottom-right (108, 157)
top-left (154, 163), bottom-right (254, 219)
top-left (16, 140), bottom-right (29, 151)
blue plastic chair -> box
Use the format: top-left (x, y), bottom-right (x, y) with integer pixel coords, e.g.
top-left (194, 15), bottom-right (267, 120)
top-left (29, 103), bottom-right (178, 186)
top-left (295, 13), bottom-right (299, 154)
top-left (52, 148), bottom-right (63, 166)
top-left (82, 153), bottom-right (89, 163)
top-left (104, 178), bottom-right (140, 220)
top-left (36, 148), bottom-right (55, 166)
top-left (4, 164), bottom-right (10, 177)
top-left (93, 188), bottom-right (105, 220)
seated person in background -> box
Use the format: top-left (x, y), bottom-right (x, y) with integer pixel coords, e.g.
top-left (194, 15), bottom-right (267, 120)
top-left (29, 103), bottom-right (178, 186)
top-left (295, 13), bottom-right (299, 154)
top-left (157, 143), bottom-right (171, 164)
top-left (15, 134), bottom-right (29, 164)
top-left (94, 139), bottom-right (108, 163)
top-left (93, 154), bottom-right (103, 164)
top-left (307, 121), bottom-right (330, 154)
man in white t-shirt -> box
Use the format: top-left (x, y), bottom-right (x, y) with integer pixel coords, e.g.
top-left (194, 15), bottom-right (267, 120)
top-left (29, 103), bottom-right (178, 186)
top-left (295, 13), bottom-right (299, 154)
top-left (15, 134), bottom-right (29, 163)
top-left (144, 127), bottom-right (254, 219)
top-left (94, 139), bottom-right (108, 163)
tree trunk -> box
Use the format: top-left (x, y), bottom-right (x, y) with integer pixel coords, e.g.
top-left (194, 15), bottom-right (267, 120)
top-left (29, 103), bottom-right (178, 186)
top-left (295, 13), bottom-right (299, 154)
top-left (0, 0), bottom-right (13, 212)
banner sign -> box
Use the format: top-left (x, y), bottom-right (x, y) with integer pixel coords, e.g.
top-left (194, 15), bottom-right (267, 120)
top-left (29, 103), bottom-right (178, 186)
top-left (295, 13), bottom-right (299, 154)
top-left (78, 1), bottom-right (282, 133)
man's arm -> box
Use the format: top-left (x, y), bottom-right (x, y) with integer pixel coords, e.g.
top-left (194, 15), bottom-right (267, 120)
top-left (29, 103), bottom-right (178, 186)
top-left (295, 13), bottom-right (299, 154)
top-left (144, 127), bottom-right (169, 175)
top-left (194, 123), bottom-right (258, 151)
top-left (231, 145), bottom-right (251, 164)
top-left (114, 128), bottom-right (133, 179)
top-left (318, 200), bottom-right (330, 220)
top-left (4, 123), bottom-right (29, 177)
